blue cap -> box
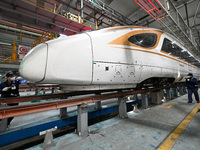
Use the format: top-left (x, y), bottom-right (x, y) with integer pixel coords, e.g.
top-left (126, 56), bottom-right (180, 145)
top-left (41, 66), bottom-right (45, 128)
top-left (6, 72), bottom-right (14, 77)
top-left (187, 73), bottom-right (193, 76)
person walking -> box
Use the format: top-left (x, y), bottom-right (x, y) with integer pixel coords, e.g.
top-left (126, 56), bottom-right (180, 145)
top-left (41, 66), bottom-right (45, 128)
top-left (185, 73), bottom-right (199, 103)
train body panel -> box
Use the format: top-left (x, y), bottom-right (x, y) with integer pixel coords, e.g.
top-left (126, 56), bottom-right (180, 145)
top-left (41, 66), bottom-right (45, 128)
top-left (19, 43), bottom-right (48, 82)
top-left (88, 28), bottom-right (165, 85)
top-left (19, 26), bottom-right (200, 91)
top-left (44, 33), bottom-right (93, 85)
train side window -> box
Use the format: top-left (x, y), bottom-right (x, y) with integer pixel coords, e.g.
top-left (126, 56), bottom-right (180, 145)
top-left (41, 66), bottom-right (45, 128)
top-left (161, 38), bottom-right (172, 53)
top-left (128, 33), bottom-right (157, 48)
top-left (161, 38), bottom-right (182, 54)
top-left (162, 38), bottom-right (200, 67)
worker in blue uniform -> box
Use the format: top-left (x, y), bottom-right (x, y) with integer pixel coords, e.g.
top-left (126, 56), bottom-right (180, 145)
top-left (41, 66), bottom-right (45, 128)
top-left (0, 72), bottom-right (26, 127)
top-left (185, 73), bottom-right (199, 103)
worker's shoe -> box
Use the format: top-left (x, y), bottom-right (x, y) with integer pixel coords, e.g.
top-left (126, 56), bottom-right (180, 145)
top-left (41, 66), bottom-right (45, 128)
top-left (187, 101), bottom-right (192, 103)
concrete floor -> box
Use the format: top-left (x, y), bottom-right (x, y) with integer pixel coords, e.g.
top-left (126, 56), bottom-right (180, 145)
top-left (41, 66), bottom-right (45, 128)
top-left (171, 108), bottom-right (200, 150)
top-left (25, 92), bottom-right (200, 150)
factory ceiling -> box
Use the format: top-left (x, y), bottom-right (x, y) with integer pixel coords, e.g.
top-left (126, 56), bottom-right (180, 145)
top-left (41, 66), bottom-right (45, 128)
top-left (0, 0), bottom-right (200, 64)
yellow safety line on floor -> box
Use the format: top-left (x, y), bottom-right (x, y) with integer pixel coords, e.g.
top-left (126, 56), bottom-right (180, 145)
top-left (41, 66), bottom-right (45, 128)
top-left (158, 103), bottom-right (174, 108)
top-left (157, 103), bottom-right (200, 150)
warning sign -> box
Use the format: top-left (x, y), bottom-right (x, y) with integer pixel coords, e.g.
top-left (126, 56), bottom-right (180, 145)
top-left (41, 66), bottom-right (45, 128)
top-left (18, 45), bottom-right (31, 59)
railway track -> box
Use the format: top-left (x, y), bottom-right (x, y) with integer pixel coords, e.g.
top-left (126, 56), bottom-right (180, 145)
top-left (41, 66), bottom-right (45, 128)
top-left (0, 85), bottom-right (177, 119)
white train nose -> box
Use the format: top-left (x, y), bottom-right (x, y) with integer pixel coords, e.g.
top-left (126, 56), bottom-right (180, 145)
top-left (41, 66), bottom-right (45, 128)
top-left (19, 43), bottom-right (48, 82)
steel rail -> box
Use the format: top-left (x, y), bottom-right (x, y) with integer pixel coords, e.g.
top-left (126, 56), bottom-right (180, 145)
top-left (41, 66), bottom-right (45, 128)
top-left (19, 85), bottom-right (59, 90)
top-left (0, 89), bottom-right (130, 104)
top-left (0, 86), bottom-right (173, 119)
top-left (0, 91), bottom-right (96, 104)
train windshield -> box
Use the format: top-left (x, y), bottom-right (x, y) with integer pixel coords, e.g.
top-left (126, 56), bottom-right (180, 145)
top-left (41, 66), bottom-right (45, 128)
top-left (128, 33), bottom-right (157, 48)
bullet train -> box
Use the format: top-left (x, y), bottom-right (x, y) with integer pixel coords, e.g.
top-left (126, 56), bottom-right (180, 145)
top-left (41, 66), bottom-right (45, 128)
top-left (19, 26), bottom-right (200, 91)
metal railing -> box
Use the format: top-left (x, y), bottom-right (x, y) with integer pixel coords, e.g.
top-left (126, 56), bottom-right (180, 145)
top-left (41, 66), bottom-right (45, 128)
top-left (31, 32), bottom-right (57, 48)
top-left (0, 84), bottom-right (185, 119)
top-left (1, 56), bottom-right (12, 63)
top-left (0, 40), bottom-right (18, 63)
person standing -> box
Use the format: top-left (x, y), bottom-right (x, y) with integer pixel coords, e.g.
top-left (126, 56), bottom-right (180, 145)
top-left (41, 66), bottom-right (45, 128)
top-left (185, 73), bottom-right (199, 103)
top-left (0, 72), bottom-right (26, 127)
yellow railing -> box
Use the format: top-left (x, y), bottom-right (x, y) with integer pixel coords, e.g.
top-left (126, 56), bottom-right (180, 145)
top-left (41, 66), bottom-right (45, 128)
top-left (1, 56), bottom-right (12, 63)
top-left (25, 0), bottom-right (98, 30)
top-left (12, 40), bottom-right (17, 62)
top-left (0, 40), bottom-right (24, 63)
top-left (1, 57), bottom-right (23, 64)
top-left (1, 40), bottom-right (18, 63)
top-left (31, 32), bottom-right (57, 48)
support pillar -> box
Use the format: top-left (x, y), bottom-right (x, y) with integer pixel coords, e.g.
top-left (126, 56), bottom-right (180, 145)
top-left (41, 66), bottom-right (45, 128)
top-left (95, 93), bottom-right (102, 110)
top-left (178, 86), bottom-right (184, 95)
top-left (80, 0), bottom-right (84, 19)
top-left (43, 89), bottom-right (46, 95)
top-left (95, 101), bottom-right (101, 110)
top-left (77, 103), bottom-right (88, 136)
top-left (141, 93), bottom-right (148, 109)
top-left (0, 103), bottom-right (8, 133)
top-left (183, 86), bottom-right (187, 94)
top-left (52, 88), bottom-right (57, 94)
top-left (166, 88), bottom-right (172, 100)
top-left (118, 97), bottom-right (128, 118)
top-left (133, 104), bottom-right (140, 113)
top-left (150, 90), bottom-right (163, 104)
top-left (39, 126), bottom-right (57, 149)
top-left (134, 94), bottom-right (138, 101)
top-left (35, 89), bottom-right (40, 95)
top-left (60, 107), bottom-right (68, 119)
top-left (12, 40), bottom-right (17, 62)
top-left (0, 119), bottom-right (8, 133)
top-left (172, 87), bottom-right (178, 97)
top-left (43, 131), bottom-right (55, 149)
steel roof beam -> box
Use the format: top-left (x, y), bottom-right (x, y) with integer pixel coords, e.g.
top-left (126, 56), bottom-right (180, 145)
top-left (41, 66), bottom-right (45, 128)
top-left (14, 7), bottom-right (79, 33)
top-left (84, 0), bottom-right (135, 25)
top-left (0, 0), bottom-right (90, 35)
top-left (83, 1), bottom-right (124, 26)
top-left (1, 14), bottom-right (74, 36)
top-left (55, 0), bottom-right (112, 27)
top-left (176, 0), bottom-right (197, 9)
top-left (184, 3), bottom-right (190, 27)
top-left (192, 0), bottom-right (200, 43)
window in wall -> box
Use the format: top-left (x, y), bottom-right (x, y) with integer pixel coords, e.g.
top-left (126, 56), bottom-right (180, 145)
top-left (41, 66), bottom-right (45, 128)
top-left (128, 33), bottom-right (157, 48)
